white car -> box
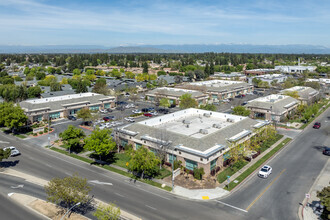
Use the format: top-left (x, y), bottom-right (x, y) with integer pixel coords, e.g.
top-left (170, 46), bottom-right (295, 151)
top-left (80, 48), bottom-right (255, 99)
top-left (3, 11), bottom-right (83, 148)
top-left (150, 111), bottom-right (158, 116)
top-left (99, 109), bottom-right (107, 113)
top-left (258, 165), bottom-right (272, 178)
top-left (222, 99), bottom-right (230, 103)
top-left (124, 117), bottom-right (135, 122)
top-left (246, 92), bottom-right (254, 95)
top-left (132, 109), bottom-right (142, 114)
top-left (3, 146), bottom-right (21, 157)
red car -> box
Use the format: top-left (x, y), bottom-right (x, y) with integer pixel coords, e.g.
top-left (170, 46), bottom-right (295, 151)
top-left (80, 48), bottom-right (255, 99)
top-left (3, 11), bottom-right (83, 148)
top-left (103, 116), bottom-right (111, 121)
top-left (313, 122), bottom-right (321, 129)
top-left (144, 113), bottom-right (152, 117)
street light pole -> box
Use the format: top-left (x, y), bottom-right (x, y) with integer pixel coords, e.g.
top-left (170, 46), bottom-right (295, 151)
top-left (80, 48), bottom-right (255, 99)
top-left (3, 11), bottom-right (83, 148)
top-left (60, 202), bottom-right (81, 220)
top-left (171, 146), bottom-right (174, 191)
top-left (48, 113), bottom-right (50, 147)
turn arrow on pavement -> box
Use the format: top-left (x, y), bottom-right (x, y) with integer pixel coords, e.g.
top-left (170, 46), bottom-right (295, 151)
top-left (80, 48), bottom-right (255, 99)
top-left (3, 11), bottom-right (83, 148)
top-left (88, 180), bottom-right (113, 186)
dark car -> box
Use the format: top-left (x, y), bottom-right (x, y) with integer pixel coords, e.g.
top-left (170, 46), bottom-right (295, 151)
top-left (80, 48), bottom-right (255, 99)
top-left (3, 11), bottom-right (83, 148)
top-left (313, 122), bottom-right (321, 129)
top-left (235, 95), bottom-right (243, 98)
top-left (141, 108), bottom-right (149, 112)
top-left (144, 113), bottom-right (153, 117)
top-left (68, 115), bottom-right (76, 121)
top-left (228, 98), bottom-right (234, 101)
top-left (103, 116), bottom-right (112, 122)
top-left (241, 101), bottom-right (248, 106)
top-left (169, 104), bottom-right (176, 108)
top-left (323, 147), bottom-right (330, 156)
top-left (158, 108), bottom-right (169, 114)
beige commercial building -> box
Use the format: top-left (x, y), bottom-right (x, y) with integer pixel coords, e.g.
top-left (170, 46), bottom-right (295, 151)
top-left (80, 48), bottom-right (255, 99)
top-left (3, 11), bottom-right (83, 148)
top-left (20, 92), bottom-right (116, 123)
top-left (246, 94), bottom-right (299, 122)
top-left (114, 108), bottom-right (270, 176)
top-left (281, 86), bottom-right (320, 105)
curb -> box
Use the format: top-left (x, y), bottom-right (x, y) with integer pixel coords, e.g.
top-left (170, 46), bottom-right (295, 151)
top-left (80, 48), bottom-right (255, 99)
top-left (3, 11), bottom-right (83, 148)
top-left (298, 159), bottom-right (329, 220)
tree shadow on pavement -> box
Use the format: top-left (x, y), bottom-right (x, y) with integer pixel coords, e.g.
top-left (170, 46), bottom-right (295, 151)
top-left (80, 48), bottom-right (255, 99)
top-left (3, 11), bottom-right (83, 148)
top-left (0, 160), bottom-right (19, 168)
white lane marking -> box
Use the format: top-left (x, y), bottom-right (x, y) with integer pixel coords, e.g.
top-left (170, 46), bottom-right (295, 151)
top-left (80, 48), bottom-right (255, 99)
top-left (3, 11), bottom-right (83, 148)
top-left (11, 184), bottom-right (24, 189)
top-left (0, 141), bottom-right (10, 144)
top-left (145, 205), bottom-right (157, 210)
top-left (115, 193), bottom-right (124, 197)
top-left (64, 172), bottom-right (71, 176)
top-left (14, 140), bottom-right (172, 201)
top-left (216, 200), bottom-right (248, 213)
top-left (45, 164), bottom-right (52, 168)
top-left (88, 180), bottom-right (113, 186)
top-left (8, 193), bottom-right (14, 197)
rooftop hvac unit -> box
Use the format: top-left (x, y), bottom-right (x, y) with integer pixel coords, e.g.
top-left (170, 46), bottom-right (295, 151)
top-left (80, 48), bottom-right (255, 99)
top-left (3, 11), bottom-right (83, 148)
top-left (278, 96), bottom-right (283, 99)
top-left (227, 118), bottom-right (234, 123)
top-left (270, 99), bottom-right (275, 103)
top-left (182, 120), bottom-right (191, 124)
top-left (213, 124), bottom-right (221, 129)
top-left (203, 113), bottom-right (211, 118)
top-left (199, 129), bottom-right (208, 134)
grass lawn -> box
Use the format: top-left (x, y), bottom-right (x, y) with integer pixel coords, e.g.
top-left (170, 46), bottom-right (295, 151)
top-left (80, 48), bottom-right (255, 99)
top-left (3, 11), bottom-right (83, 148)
top-left (14, 134), bottom-right (27, 139)
top-left (113, 153), bottom-right (130, 168)
top-left (156, 168), bottom-right (172, 179)
top-left (226, 137), bottom-right (292, 191)
top-left (50, 147), bottom-right (172, 192)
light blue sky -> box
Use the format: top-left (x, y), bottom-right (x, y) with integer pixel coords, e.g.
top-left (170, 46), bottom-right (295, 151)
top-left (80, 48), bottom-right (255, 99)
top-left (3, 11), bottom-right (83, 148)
top-left (0, 0), bottom-right (329, 47)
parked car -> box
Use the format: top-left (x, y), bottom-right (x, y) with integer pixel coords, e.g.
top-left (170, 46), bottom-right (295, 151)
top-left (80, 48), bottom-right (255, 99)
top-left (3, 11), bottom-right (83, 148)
top-left (103, 116), bottom-right (112, 122)
top-left (3, 146), bottom-right (21, 157)
top-left (147, 107), bottom-right (155, 111)
top-left (99, 109), bottom-right (107, 114)
top-left (241, 94), bottom-right (246, 97)
top-left (67, 115), bottom-right (76, 121)
top-left (241, 101), bottom-right (248, 106)
top-left (235, 95), bottom-right (243, 98)
top-left (150, 111), bottom-right (158, 116)
top-left (213, 102), bottom-right (220, 105)
top-left (125, 117), bottom-right (135, 122)
top-left (222, 99), bottom-right (230, 103)
top-left (124, 93), bottom-right (130, 97)
top-left (157, 108), bottom-right (169, 114)
top-left (313, 122), bottom-right (321, 129)
top-left (144, 113), bottom-right (153, 117)
top-left (258, 165), bottom-right (272, 178)
top-left (141, 108), bottom-right (149, 112)
top-left (169, 104), bottom-right (176, 108)
top-left (107, 108), bottom-right (113, 112)
top-left (323, 147), bottom-right (330, 156)
top-left (132, 109), bottom-right (142, 114)
top-left (246, 92), bottom-right (254, 95)
top-left (228, 98), bottom-right (234, 101)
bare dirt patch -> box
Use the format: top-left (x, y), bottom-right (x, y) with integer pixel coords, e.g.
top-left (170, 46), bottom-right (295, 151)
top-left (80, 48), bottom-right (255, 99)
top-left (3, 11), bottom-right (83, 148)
top-left (163, 172), bottom-right (220, 189)
top-left (30, 200), bottom-right (88, 220)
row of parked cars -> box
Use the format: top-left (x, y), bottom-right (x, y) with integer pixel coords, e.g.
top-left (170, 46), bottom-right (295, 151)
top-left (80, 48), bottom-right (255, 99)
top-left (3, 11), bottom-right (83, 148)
top-left (2, 146), bottom-right (20, 157)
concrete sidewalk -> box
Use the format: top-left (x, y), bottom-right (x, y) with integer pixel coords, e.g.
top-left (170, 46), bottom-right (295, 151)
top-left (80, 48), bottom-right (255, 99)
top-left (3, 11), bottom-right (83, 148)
top-left (298, 158), bottom-right (330, 220)
top-left (219, 135), bottom-right (288, 188)
top-left (172, 186), bottom-right (229, 200)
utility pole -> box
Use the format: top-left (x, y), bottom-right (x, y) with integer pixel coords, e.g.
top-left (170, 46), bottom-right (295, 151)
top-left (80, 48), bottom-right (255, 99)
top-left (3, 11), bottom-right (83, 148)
top-left (48, 113), bottom-right (50, 147)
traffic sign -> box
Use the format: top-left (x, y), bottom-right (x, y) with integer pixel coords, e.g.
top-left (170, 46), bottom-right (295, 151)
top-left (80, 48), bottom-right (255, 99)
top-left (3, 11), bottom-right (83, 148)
top-left (305, 194), bottom-right (310, 199)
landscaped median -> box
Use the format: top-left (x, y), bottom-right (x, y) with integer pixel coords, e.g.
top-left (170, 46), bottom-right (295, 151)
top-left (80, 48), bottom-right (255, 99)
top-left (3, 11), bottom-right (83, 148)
top-left (49, 147), bottom-right (172, 192)
top-left (225, 137), bottom-right (292, 191)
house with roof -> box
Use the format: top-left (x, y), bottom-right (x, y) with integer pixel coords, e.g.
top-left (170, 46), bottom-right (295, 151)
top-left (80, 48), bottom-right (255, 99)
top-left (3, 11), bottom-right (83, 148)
top-left (245, 94), bottom-right (299, 122)
top-left (114, 108), bottom-right (270, 175)
top-left (20, 92), bottom-right (115, 123)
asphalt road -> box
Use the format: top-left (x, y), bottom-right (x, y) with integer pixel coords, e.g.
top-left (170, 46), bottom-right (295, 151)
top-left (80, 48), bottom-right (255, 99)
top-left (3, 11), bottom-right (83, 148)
top-left (0, 191), bottom-right (45, 220)
top-left (0, 131), bottom-right (239, 220)
top-left (222, 107), bottom-right (330, 220)
top-left (0, 105), bottom-right (329, 220)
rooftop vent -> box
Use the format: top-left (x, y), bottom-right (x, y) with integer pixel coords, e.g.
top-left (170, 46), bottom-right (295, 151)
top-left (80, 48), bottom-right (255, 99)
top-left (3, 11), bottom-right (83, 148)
top-left (199, 129), bottom-right (208, 134)
top-left (270, 99), bottom-right (275, 103)
top-left (278, 96), bottom-right (283, 99)
top-left (227, 118), bottom-right (234, 123)
top-left (182, 120), bottom-right (191, 124)
top-left (213, 124), bottom-right (221, 129)
top-left (203, 113), bottom-right (211, 118)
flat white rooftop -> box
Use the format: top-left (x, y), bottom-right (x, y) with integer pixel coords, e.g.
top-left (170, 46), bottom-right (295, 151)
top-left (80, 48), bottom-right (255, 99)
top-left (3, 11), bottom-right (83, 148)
top-left (152, 87), bottom-right (199, 93)
top-left (25, 92), bottom-right (100, 104)
top-left (189, 80), bottom-right (242, 87)
top-left (249, 94), bottom-right (290, 103)
top-left (138, 108), bottom-right (247, 139)
top-left (282, 86), bottom-right (309, 92)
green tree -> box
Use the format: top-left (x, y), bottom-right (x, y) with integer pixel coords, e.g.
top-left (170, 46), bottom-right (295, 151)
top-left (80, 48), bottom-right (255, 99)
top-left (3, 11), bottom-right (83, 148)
top-left (47, 67), bottom-right (56, 74)
top-left (77, 108), bottom-right (92, 123)
top-left (252, 78), bottom-right (262, 86)
top-left (179, 93), bottom-right (197, 109)
top-left (142, 62), bottom-right (148, 73)
top-left (124, 71), bottom-right (135, 79)
top-left (73, 68), bottom-right (81, 75)
top-left (0, 148), bottom-right (11, 162)
top-left (75, 78), bottom-right (88, 93)
top-left (157, 70), bottom-right (166, 76)
top-left (27, 86), bottom-right (42, 98)
top-left (159, 98), bottom-right (170, 109)
top-left (317, 186), bottom-right (330, 219)
top-left (84, 128), bottom-right (117, 160)
top-left (94, 203), bottom-right (121, 220)
top-left (93, 78), bottom-right (109, 95)
top-left (127, 147), bottom-right (160, 178)
top-left (199, 104), bottom-right (216, 111)
top-left (232, 106), bottom-right (251, 116)
top-left (305, 81), bottom-right (321, 90)
top-left (44, 174), bottom-right (91, 209)
top-left (59, 125), bottom-right (85, 153)
top-left (0, 102), bottom-right (27, 132)
top-left (50, 81), bottom-right (62, 92)
top-left (284, 91), bottom-right (299, 99)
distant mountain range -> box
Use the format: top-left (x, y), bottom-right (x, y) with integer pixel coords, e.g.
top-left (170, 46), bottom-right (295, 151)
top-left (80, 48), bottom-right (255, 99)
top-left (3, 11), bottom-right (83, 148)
top-left (0, 44), bottom-right (329, 54)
